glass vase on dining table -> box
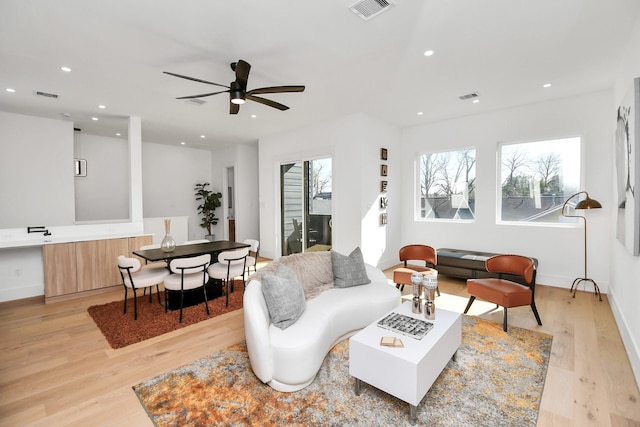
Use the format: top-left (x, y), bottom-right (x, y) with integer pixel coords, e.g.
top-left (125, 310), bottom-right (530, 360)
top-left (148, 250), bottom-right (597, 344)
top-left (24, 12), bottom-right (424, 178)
top-left (161, 218), bottom-right (176, 252)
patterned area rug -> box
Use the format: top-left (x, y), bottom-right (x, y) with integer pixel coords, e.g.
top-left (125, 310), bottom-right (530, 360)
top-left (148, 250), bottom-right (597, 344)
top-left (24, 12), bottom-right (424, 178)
top-left (133, 316), bottom-right (552, 426)
top-left (88, 283), bottom-right (243, 349)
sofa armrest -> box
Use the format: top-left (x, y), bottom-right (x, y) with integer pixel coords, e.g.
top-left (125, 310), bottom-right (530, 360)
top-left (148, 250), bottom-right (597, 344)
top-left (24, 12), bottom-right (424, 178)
top-left (365, 263), bottom-right (389, 285)
top-left (243, 279), bottom-right (274, 383)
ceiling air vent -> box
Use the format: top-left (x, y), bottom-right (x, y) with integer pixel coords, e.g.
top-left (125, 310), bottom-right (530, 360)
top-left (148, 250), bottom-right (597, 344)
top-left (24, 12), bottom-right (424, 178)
top-left (34, 90), bottom-right (59, 99)
top-left (459, 92), bottom-right (479, 100)
top-left (350, 0), bottom-right (394, 21)
top-left (185, 98), bottom-right (206, 106)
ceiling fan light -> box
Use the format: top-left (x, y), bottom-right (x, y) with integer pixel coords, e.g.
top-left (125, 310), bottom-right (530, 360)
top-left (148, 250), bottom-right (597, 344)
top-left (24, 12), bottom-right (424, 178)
top-left (230, 87), bottom-right (245, 105)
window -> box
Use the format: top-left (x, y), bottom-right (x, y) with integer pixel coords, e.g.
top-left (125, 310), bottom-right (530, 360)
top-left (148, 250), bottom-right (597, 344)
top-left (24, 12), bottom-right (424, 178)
top-left (499, 137), bottom-right (580, 223)
top-left (418, 148), bottom-right (476, 220)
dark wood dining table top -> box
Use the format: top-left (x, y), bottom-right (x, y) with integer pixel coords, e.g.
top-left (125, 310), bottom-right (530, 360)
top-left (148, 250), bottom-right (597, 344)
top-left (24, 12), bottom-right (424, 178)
top-left (132, 240), bottom-right (250, 262)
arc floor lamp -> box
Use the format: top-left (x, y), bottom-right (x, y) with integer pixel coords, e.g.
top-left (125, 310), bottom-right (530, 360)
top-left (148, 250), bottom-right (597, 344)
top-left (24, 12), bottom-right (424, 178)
top-left (561, 191), bottom-right (603, 301)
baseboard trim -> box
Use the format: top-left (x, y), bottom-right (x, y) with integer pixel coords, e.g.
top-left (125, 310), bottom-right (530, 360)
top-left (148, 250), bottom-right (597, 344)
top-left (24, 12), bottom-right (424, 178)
top-left (608, 291), bottom-right (640, 391)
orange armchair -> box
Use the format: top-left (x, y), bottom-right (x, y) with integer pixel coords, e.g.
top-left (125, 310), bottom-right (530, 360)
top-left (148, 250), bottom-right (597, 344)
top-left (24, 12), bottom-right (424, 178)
top-left (464, 254), bottom-right (542, 332)
top-left (392, 244), bottom-right (439, 294)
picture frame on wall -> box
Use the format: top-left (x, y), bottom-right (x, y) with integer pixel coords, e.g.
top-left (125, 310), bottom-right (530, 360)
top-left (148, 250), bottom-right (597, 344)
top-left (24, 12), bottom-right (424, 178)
top-left (380, 148), bottom-right (388, 161)
top-left (615, 76), bottom-right (640, 256)
top-left (380, 213), bottom-right (388, 225)
top-left (380, 180), bottom-right (387, 192)
top-left (381, 164), bottom-right (388, 176)
top-left (380, 195), bottom-right (388, 209)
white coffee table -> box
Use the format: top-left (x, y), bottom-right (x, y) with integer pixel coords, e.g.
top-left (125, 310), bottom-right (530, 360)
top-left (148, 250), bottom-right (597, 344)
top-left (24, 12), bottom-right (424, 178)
top-left (349, 301), bottom-right (461, 425)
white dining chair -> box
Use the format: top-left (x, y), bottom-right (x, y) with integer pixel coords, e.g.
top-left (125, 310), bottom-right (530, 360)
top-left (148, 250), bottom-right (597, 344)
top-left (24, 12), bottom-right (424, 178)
top-left (117, 255), bottom-right (169, 320)
top-left (243, 239), bottom-right (260, 274)
top-left (207, 247), bottom-right (249, 307)
top-left (163, 254), bottom-right (211, 323)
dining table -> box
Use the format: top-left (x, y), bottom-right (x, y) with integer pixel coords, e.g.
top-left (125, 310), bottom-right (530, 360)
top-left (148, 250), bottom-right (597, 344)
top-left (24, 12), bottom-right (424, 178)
top-left (132, 240), bottom-right (250, 263)
top-left (132, 240), bottom-right (251, 310)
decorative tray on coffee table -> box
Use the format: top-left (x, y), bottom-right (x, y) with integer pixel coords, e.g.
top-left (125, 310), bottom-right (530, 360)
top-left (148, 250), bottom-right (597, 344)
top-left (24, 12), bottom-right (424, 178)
top-left (376, 312), bottom-right (434, 340)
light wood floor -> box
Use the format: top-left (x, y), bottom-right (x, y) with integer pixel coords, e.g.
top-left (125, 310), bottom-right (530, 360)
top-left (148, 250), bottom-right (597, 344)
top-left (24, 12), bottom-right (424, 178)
top-left (1, 265), bottom-right (639, 426)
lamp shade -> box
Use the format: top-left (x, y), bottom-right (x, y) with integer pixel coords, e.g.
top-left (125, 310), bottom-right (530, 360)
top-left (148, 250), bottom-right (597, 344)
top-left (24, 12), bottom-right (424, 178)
top-left (575, 195), bottom-right (602, 210)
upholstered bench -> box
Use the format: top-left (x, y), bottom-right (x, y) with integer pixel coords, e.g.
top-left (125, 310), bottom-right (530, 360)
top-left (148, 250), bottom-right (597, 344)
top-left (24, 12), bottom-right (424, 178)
top-left (436, 248), bottom-right (538, 287)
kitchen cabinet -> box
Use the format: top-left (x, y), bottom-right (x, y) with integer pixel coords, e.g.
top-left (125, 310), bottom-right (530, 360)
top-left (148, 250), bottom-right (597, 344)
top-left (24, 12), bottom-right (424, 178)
top-left (43, 235), bottom-right (152, 302)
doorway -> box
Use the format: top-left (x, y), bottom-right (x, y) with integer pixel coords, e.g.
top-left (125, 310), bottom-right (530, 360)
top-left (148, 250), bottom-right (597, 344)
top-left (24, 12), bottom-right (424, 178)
top-left (280, 158), bottom-right (332, 255)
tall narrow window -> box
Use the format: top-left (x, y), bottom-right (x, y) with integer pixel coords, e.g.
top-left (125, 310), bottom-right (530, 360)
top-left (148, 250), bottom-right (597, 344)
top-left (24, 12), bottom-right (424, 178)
top-left (418, 148), bottom-right (476, 220)
top-left (499, 137), bottom-right (581, 223)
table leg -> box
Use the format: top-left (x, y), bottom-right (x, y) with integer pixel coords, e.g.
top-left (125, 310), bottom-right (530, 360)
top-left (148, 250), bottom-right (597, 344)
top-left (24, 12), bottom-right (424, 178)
top-left (409, 404), bottom-right (417, 425)
top-left (354, 378), bottom-right (361, 396)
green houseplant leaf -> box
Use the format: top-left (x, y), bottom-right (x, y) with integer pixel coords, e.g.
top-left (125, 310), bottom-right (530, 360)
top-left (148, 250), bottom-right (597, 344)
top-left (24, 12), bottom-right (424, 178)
top-left (194, 182), bottom-right (222, 236)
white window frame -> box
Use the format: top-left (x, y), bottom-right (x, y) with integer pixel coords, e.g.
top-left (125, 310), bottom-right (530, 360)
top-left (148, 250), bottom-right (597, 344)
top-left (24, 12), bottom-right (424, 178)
top-left (415, 147), bottom-right (476, 222)
top-left (497, 136), bottom-right (582, 226)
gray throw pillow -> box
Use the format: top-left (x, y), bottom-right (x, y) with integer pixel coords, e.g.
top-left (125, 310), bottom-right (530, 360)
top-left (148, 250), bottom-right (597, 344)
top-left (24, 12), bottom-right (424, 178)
top-left (261, 264), bottom-right (306, 330)
top-left (331, 247), bottom-right (371, 288)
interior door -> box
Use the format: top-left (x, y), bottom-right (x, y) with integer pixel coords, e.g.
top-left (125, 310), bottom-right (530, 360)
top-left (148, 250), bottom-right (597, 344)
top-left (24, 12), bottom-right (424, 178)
top-left (281, 158), bottom-right (332, 255)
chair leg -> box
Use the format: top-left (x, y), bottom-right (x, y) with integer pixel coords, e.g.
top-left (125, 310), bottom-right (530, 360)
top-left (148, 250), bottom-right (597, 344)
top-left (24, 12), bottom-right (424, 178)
top-left (148, 286), bottom-right (152, 303)
top-left (463, 296), bottom-right (476, 314)
top-left (530, 301), bottom-right (543, 326)
top-left (395, 283), bottom-right (405, 292)
top-left (503, 307), bottom-right (508, 332)
top-left (225, 280), bottom-right (229, 308)
top-left (156, 285), bottom-right (161, 304)
top-left (164, 289), bottom-right (168, 313)
top-left (203, 285), bottom-right (210, 315)
top-left (132, 288), bottom-right (138, 320)
top-left (178, 290), bottom-right (184, 323)
top-left (123, 287), bottom-right (128, 314)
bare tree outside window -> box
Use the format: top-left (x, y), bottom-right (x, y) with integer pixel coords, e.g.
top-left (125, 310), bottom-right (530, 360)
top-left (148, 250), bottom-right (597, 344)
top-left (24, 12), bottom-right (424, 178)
top-left (418, 148), bottom-right (476, 220)
top-left (499, 137), bottom-right (580, 223)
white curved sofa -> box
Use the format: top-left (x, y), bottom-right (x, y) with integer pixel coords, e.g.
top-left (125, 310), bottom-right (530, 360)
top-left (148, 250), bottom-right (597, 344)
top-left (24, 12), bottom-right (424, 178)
top-left (243, 251), bottom-right (401, 392)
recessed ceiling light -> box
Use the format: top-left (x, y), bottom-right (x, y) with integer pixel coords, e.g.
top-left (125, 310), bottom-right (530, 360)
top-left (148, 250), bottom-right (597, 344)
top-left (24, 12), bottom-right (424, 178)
top-left (98, 105), bottom-right (106, 109)
top-left (472, 99), bottom-right (479, 104)
top-left (180, 141), bottom-right (186, 145)
top-left (116, 133), bottom-right (121, 136)
top-left (91, 117), bottom-right (98, 121)
top-left (417, 112), bottom-right (423, 115)
top-left (61, 66), bottom-right (71, 72)
top-left (251, 114), bottom-right (257, 118)
top-left (423, 50), bottom-right (434, 57)
top-left (6, 88), bottom-right (15, 93)
top-left (543, 83), bottom-right (552, 88)
top-left (200, 135), bottom-right (205, 139)
top-left (61, 112), bottom-right (71, 118)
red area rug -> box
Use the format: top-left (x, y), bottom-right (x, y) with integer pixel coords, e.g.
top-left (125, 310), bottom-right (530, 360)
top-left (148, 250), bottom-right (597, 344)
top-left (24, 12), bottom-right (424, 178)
top-left (88, 284), bottom-right (243, 349)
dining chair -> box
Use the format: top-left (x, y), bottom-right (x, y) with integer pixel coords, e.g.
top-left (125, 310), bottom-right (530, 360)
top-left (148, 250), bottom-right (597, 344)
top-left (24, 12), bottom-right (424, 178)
top-left (464, 254), bottom-right (542, 332)
top-left (243, 239), bottom-right (260, 274)
top-left (163, 254), bottom-right (211, 323)
top-left (139, 244), bottom-right (168, 270)
top-left (117, 255), bottom-right (169, 320)
top-left (207, 247), bottom-right (249, 307)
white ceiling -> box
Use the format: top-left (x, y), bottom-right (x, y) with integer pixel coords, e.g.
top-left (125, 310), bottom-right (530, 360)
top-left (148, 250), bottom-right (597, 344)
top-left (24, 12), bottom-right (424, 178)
top-left (1, 0), bottom-right (638, 150)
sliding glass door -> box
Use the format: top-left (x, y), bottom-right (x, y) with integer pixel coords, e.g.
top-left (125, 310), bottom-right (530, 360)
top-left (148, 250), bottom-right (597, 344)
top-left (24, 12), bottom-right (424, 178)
top-left (281, 158), bottom-right (332, 255)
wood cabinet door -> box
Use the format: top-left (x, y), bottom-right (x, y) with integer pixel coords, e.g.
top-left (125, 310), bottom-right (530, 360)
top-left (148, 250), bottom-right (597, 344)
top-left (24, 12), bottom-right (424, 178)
top-left (77, 238), bottom-right (129, 292)
top-left (129, 235), bottom-right (153, 263)
top-left (43, 243), bottom-right (77, 297)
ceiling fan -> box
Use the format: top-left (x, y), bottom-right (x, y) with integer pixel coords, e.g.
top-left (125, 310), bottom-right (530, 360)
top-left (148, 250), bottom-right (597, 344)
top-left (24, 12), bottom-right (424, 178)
top-left (164, 59), bottom-right (305, 114)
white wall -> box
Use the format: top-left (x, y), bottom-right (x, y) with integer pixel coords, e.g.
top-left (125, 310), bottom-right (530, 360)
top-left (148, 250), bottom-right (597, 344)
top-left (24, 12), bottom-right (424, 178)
top-left (610, 12), bottom-right (640, 388)
top-left (258, 113), bottom-right (401, 267)
top-left (211, 143), bottom-right (260, 243)
top-left (401, 91), bottom-right (612, 290)
top-left (0, 111), bottom-right (75, 228)
top-left (141, 142), bottom-right (213, 242)
top-left (74, 133), bottom-right (129, 222)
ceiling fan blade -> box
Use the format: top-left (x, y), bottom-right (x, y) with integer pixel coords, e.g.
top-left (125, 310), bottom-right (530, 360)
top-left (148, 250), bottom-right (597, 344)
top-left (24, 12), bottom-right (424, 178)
top-left (247, 85), bottom-right (305, 95)
top-left (235, 60), bottom-right (251, 91)
top-left (163, 71), bottom-right (229, 89)
top-left (230, 102), bottom-right (240, 115)
top-left (176, 90), bottom-right (229, 99)
top-left (247, 94), bottom-right (289, 111)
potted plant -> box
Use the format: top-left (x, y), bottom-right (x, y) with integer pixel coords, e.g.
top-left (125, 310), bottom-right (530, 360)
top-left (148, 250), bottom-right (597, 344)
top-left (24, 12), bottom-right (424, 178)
top-left (194, 182), bottom-right (222, 241)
